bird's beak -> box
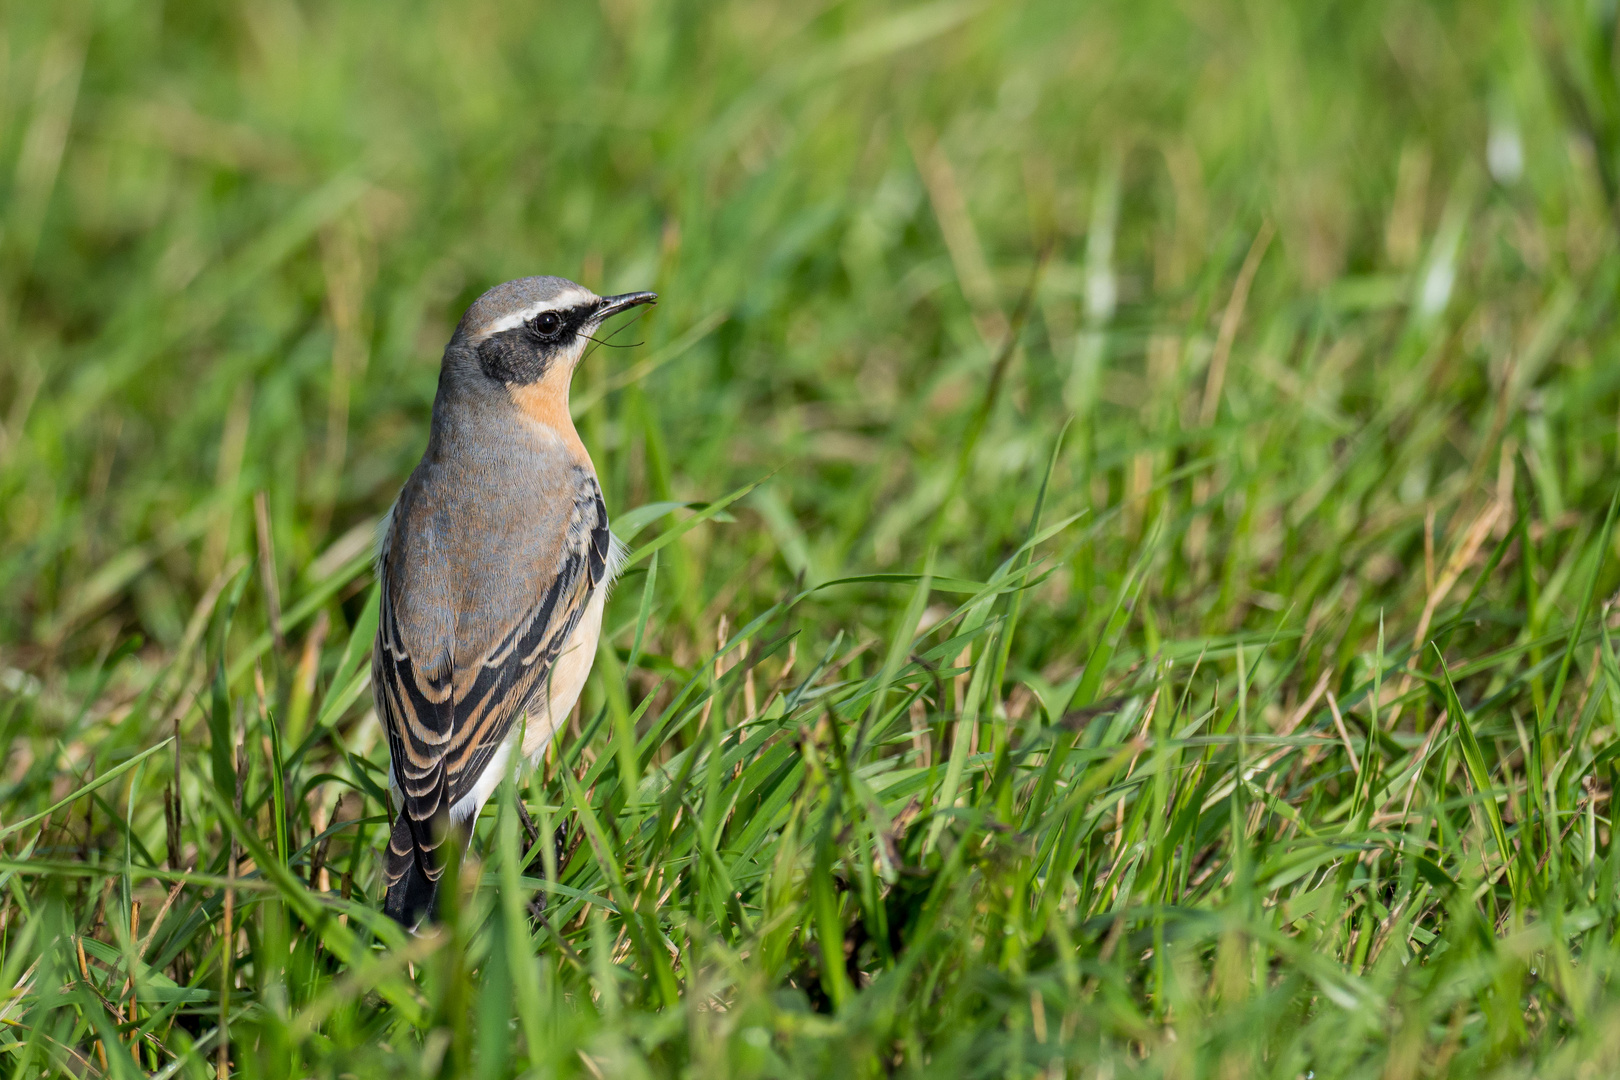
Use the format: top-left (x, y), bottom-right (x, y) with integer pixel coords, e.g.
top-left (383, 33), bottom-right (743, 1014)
top-left (590, 291), bottom-right (658, 325)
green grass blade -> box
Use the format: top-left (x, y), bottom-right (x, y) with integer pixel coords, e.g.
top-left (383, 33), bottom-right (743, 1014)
top-left (1436, 647), bottom-right (1518, 902)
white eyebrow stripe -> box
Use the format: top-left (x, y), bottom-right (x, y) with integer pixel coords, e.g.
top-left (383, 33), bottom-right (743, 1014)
top-left (475, 286), bottom-right (597, 338)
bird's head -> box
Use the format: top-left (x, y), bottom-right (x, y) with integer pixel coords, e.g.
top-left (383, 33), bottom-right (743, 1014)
top-left (452, 276), bottom-right (656, 388)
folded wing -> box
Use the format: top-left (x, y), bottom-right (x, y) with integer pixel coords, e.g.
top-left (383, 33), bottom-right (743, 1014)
top-left (374, 464), bottom-right (612, 923)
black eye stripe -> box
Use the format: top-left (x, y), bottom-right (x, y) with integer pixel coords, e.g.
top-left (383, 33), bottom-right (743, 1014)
top-left (477, 302), bottom-right (597, 385)
top-left (525, 303), bottom-right (592, 343)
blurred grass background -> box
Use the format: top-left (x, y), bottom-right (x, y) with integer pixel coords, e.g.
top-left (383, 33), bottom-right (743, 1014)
top-left (12, 0), bottom-right (1620, 1075)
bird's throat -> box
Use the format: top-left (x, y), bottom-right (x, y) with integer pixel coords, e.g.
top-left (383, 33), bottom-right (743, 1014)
top-left (507, 373), bottom-right (588, 463)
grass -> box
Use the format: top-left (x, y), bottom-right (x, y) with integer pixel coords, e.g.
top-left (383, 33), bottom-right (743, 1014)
top-left (12, 0), bottom-right (1620, 1075)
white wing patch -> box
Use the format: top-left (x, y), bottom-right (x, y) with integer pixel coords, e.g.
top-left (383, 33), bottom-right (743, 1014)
top-left (605, 530), bottom-right (630, 590)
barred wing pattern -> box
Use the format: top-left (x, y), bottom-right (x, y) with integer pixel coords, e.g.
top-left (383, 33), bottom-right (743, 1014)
top-left (375, 467), bottom-right (612, 924)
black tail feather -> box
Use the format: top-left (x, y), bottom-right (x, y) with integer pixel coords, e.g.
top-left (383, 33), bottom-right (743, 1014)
top-left (384, 813), bottom-right (438, 927)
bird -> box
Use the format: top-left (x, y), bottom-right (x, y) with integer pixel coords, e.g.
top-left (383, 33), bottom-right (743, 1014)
top-left (372, 275), bottom-right (655, 926)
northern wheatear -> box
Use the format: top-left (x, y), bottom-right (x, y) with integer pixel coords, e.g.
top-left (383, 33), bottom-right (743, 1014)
top-left (373, 276), bottom-right (655, 926)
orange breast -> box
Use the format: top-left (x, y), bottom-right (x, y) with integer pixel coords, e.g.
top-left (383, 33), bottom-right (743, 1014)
top-left (507, 374), bottom-right (590, 466)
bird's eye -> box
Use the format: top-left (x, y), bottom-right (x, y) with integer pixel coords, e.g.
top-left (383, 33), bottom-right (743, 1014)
top-left (533, 311), bottom-right (563, 339)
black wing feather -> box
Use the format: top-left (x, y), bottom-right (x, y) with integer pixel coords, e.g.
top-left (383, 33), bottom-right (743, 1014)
top-left (376, 467), bottom-right (612, 925)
